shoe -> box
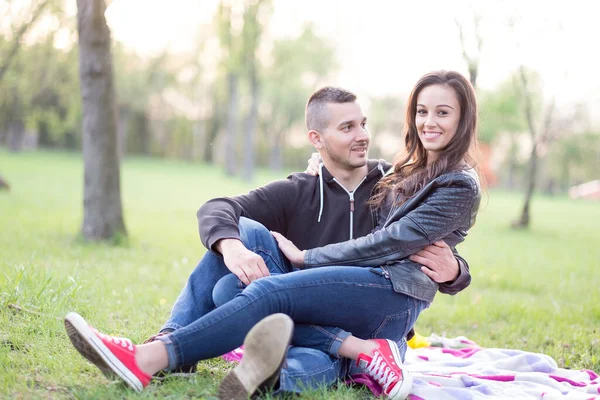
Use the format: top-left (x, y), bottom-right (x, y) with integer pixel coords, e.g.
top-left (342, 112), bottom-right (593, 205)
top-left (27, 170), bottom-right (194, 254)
top-left (144, 330), bottom-right (197, 380)
top-left (64, 312), bottom-right (151, 392)
top-left (357, 339), bottom-right (412, 400)
top-left (217, 313), bottom-right (294, 400)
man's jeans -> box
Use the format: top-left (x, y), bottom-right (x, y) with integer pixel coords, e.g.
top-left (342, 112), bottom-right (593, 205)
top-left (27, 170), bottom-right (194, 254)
top-left (162, 217), bottom-right (293, 331)
top-left (162, 218), bottom-right (426, 393)
top-left (163, 218), bottom-right (354, 392)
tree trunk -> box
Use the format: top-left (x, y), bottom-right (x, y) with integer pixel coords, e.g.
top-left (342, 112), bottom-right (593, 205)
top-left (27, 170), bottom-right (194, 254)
top-left (512, 66), bottom-right (549, 230)
top-left (513, 144), bottom-right (537, 228)
top-left (269, 129), bottom-right (284, 170)
top-left (7, 87), bottom-right (25, 152)
top-left (243, 64), bottom-right (258, 182)
top-left (203, 89), bottom-right (221, 163)
top-left (117, 106), bottom-right (130, 160)
top-left (468, 63), bottom-right (478, 88)
top-left (76, 0), bottom-right (126, 240)
top-left (225, 72), bottom-right (238, 176)
top-left (130, 110), bottom-right (150, 155)
top-left (192, 119), bottom-right (205, 161)
top-left (7, 118), bottom-right (25, 152)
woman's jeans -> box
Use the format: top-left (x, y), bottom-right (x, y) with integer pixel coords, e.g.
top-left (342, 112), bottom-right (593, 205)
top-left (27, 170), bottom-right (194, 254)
top-left (160, 218), bottom-right (428, 393)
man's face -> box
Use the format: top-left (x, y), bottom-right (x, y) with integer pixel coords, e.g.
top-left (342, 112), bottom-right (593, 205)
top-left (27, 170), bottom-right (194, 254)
top-left (319, 102), bottom-right (370, 170)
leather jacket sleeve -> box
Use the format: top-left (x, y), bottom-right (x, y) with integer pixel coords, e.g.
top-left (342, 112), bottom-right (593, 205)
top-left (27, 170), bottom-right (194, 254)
top-left (304, 173), bottom-right (480, 268)
top-left (438, 253), bottom-right (471, 295)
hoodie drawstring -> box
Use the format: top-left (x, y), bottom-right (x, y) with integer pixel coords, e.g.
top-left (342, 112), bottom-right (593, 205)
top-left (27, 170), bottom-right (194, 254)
top-left (317, 161), bottom-right (388, 231)
top-left (317, 162), bottom-right (324, 223)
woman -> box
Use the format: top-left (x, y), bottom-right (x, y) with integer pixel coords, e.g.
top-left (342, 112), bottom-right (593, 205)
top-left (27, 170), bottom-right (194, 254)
top-left (65, 70), bottom-right (481, 400)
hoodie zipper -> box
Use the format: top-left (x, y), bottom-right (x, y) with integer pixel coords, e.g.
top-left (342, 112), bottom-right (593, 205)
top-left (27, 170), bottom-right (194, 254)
top-left (333, 176), bottom-right (367, 239)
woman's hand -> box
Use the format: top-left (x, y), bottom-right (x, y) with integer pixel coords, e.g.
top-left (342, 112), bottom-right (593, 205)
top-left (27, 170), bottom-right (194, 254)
top-left (271, 231), bottom-right (306, 268)
top-left (304, 153), bottom-right (321, 176)
top-left (409, 241), bottom-right (459, 283)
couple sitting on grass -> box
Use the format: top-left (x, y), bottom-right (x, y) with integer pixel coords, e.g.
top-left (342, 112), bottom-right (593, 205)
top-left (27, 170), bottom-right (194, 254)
top-left (64, 70), bottom-right (482, 400)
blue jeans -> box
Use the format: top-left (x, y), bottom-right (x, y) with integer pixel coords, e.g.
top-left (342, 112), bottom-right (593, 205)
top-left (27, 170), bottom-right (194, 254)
top-left (163, 218), bottom-right (355, 392)
top-left (159, 265), bottom-right (428, 374)
top-left (162, 218), bottom-right (293, 331)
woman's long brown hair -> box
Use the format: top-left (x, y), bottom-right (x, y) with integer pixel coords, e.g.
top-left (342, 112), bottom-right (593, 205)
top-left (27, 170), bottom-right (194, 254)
top-left (369, 70), bottom-right (481, 209)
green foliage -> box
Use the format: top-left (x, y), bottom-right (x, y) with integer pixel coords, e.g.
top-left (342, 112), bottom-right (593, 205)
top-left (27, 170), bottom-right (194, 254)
top-left (261, 23), bottom-right (337, 144)
top-left (478, 68), bottom-right (544, 144)
top-left (0, 36), bottom-right (81, 147)
top-left (0, 150), bottom-right (598, 398)
top-left (543, 132), bottom-right (600, 190)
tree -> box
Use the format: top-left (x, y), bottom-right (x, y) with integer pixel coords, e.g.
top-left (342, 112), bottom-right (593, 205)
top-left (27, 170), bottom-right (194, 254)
top-left (76, 0), bottom-right (126, 240)
top-left (368, 95), bottom-right (405, 159)
top-left (216, 1), bottom-right (242, 176)
top-left (512, 67), bottom-right (542, 228)
top-left (262, 24), bottom-right (336, 170)
top-left (454, 8), bottom-right (483, 88)
top-left (240, 0), bottom-right (271, 182)
top-left (0, 0), bottom-right (54, 82)
top-left (0, 0), bottom-right (71, 151)
top-left (113, 45), bottom-right (174, 158)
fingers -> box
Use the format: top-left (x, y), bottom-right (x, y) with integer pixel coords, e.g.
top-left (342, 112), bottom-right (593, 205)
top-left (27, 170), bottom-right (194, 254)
top-left (421, 266), bottom-right (440, 281)
top-left (231, 266), bottom-right (251, 286)
top-left (271, 231), bottom-right (283, 241)
top-left (412, 248), bottom-right (438, 259)
top-left (256, 258), bottom-right (270, 279)
top-left (432, 240), bottom-right (450, 249)
top-left (305, 153), bottom-right (321, 176)
top-left (410, 254), bottom-right (436, 270)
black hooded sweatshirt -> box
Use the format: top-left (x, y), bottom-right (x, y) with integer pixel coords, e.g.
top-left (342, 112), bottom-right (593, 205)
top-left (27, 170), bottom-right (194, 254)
top-left (198, 160), bottom-right (391, 252)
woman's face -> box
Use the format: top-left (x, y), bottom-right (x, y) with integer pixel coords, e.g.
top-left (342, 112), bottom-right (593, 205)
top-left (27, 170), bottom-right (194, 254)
top-left (415, 84), bottom-right (461, 163)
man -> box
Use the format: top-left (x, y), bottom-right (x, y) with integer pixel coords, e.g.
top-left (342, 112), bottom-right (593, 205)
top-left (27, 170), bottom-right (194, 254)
top-left (149, 87), bottom-right (471, 395)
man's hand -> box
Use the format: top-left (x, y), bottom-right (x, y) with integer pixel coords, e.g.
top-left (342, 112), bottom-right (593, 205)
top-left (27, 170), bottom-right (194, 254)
top-left (304, 153), bottom-right (321, 176)
top-left (409, 241), bottom-right (459, 283)
top-left (216, 239), bottom-right (270, 285)
top-left (271, 231), bottom-right (306, 268)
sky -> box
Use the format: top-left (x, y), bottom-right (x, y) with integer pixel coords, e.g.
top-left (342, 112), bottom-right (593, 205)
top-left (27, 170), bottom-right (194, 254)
top-left (105, 0), bottom-right (599, 121)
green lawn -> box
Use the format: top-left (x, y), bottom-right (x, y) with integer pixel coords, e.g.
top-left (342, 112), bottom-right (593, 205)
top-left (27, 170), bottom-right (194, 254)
top-left (1, 150), bottom-right (599, 399)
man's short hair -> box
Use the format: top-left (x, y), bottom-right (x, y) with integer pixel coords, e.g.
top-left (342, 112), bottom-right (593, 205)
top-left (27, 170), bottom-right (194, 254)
top-left (305, 87), bottom-right (357, 131)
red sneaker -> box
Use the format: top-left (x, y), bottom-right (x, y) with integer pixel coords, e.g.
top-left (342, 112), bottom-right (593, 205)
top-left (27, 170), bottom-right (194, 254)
top-left (64, 312), bottom-right (151, 392)
top-left (356, 339), bottom-right (413, 400)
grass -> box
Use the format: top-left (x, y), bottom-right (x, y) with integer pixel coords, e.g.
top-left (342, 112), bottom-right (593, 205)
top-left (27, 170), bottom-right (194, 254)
top-left (0, 149), bottom-right (599, 399)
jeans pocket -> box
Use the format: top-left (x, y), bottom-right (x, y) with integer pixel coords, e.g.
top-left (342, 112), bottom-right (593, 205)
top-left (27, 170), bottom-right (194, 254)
top-left (371, 308), bottom-right (412, 341)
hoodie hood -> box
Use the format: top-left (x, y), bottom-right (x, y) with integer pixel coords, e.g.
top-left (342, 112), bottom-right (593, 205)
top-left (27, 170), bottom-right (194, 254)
top-left (317, 159), bottom-right (393, 224)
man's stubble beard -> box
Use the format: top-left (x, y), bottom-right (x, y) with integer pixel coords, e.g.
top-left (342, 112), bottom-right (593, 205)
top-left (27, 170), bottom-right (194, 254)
top-left (323, 142), bottom-right (368, 171)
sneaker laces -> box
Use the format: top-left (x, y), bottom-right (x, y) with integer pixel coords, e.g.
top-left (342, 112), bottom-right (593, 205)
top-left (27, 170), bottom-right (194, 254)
top-left (364, 351), bottom-right (399, 392)
top-left (95, 329), bottom-right (134, 351)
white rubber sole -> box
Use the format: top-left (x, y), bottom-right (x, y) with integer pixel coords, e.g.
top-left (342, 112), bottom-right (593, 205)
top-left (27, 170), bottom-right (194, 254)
top-left (64, 312), bottom-right (144, 392)
top-left (384, 339), bottom-right (413, 400)
top-left (217, 313), bottom-right (294, 400)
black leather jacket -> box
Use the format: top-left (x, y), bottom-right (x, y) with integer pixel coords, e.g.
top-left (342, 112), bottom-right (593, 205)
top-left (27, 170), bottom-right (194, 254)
top-left (304, 169), bottom-right (481, 303)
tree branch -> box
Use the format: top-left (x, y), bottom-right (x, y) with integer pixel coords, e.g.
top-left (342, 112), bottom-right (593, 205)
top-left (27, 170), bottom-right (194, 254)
top-left (0, 0), bottom-right (52, 82)
top-left (518, 65), bottom-right (537, 139)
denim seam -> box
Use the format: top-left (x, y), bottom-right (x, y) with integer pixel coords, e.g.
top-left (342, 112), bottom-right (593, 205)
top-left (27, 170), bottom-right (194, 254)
top-left (241, 279), bottom-right (392, 303)
top-left (157, 335), bottom-right (180, 371)
top-left (161, 323), bottom-right (183, 331)
top-left (252, 247), bottom-right (287, 273)
top-left (305, 324), bottom-right (346, 357)
top-left (283, 361), bottom-right (338, 378)
top-left (372, 308), bottom-right (411, 339)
